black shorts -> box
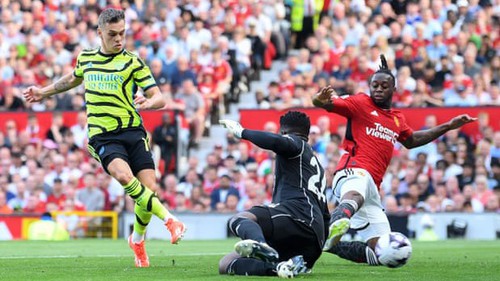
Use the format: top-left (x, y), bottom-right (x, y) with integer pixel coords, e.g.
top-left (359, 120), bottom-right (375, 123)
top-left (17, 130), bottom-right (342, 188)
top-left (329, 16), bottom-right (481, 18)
top-left (88, 128), bottom-right (155, 175)
top-left (248, 205), bottom-right (323, 268)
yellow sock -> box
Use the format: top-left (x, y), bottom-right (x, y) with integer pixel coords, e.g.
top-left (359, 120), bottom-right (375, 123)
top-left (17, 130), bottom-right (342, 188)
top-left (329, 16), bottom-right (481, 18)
top-left (123, 177), bottom-right (170, 220)
top-left (133, 203), bottom-right (152, 236)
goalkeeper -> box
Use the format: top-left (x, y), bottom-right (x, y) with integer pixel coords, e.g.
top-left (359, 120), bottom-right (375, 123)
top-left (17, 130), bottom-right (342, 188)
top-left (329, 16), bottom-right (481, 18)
top-left (218, 111), bottom-right (330, 278)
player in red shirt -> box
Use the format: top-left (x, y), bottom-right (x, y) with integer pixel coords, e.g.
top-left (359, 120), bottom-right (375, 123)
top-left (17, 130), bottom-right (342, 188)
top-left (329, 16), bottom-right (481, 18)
top-left (313, 55), bottom-right (476, 266)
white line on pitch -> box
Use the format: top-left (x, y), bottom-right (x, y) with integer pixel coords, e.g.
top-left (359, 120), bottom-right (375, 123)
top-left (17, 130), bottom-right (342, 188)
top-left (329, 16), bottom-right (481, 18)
top-left (0, 252), bottom-right (227, 259)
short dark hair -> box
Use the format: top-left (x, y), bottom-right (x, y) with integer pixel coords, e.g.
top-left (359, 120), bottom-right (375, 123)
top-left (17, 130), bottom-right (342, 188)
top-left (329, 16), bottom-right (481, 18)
top-left (371, 54), bottom-right (396, 86)
top-left (280, 111), bottom-right (311, 138)
top-left (98, 8), bottom-right (125, 29)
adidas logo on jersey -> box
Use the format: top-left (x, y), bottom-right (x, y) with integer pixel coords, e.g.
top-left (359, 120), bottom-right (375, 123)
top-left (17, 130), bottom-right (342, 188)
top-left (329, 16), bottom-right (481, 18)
top-left (370, 110), bottom-right (379, 116)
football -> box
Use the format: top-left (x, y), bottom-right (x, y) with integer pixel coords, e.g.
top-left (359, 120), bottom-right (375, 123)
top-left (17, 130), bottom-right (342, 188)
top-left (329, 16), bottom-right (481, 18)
top-left (375, 232), bottom-right (412, 268)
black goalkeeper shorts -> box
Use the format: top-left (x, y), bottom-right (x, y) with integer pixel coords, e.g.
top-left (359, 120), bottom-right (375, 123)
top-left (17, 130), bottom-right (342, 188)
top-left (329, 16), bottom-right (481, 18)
top-left (248, 204), bottom-right (323, 268)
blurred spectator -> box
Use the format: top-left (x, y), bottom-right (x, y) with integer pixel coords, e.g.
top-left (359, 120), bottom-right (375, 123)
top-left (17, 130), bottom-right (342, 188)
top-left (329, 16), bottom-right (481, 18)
top-left (22, 194), bottom-right (46, 214)
top-left (77, 173), bottom-right (104, 211)
top-left (28, 212), bottom-right (69, 241)
top-left (189, 185), bottom-right (210, 213)
top-left (44, 154), bottom-right (70, 187)
top-left (160, 174), bottom-right (178, 210)
top-left (484, 193), bottom-right (499, 212)
top-left (177, 169), bottom-right (201, 198)
top-left (473, 175), bottom-right (495, 207)
top-left (174, 79), bottom-right (205, 148)
top-left (171, 56), bottom-right (197, 91)
top-left (46, 112), bottom-right (69, 144)
top-left (70, 111), bottom-right (88, 149)
top-left (96, 173), bottom-right (124, 212)
top-left (291, 0), bottom-right (323, 49)
top-left (210, 174), bottom-right (239, 211)
top-left (152, 113), bottom-right (177, 174)
top-left (0, 190), bottom-right (13, 214)
top-left (46, 178), bottom-right (66, 208)
top-left (150, 58), bottom-right (170, 87)
top-left (0, 84), bottom-right (24, 111)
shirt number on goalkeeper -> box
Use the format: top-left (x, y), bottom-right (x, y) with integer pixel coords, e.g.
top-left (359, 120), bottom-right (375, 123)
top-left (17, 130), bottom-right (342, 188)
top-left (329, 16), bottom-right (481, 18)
top-left (307, 156), bottom-right (327, 203)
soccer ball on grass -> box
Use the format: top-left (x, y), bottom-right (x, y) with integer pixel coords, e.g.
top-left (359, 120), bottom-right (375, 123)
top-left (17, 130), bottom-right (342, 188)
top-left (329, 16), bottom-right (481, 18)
top-left (375, 232), bottom-right (412, 268)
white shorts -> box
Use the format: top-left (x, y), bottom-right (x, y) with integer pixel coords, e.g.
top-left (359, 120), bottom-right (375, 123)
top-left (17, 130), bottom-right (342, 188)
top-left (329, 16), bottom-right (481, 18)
top-left (332, 168), bottom-right (390, 241)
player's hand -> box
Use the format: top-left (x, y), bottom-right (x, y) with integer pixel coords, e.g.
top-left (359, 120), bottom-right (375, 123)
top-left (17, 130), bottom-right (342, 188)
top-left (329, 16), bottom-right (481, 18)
top-left (312, 86), bottom-right (335, 107)
top-left (23, 86), bottom-right (44, 103)
top-left (448, 114), bottom-right (477, 130)
top-left (219, 119), bottom-right (244, 138)
top-left (134, 95), bottom-right (151, 110)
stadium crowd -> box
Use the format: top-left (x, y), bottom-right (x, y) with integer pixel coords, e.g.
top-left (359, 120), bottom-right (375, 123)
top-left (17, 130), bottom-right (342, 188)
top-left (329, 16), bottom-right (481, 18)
top-left (0, 0), bottom-right (499, 229)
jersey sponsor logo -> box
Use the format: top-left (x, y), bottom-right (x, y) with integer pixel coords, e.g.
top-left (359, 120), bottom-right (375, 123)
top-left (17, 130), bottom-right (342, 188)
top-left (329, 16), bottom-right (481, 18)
top-left (370, 110), bottom-right (379, 116)
top-left (86, 73), bottom-right (125, 90)
top-left (366, 122), bottom-right (399, 144)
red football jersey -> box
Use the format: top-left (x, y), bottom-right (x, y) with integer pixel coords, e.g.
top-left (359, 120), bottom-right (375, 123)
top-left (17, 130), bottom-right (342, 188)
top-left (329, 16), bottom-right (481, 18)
top-left (331, 94), bottom-right (413, 186)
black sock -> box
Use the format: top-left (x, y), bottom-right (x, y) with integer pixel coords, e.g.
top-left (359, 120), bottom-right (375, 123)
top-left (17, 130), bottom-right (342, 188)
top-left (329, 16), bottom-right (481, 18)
top-left (229, 217), bottom-right (266, 243)
top-left (227, 258), bottom-right (276, 276)
top-left (330, 202), bottom-right (357, 223)
top-left (328, 241), bottom-right (379, 265)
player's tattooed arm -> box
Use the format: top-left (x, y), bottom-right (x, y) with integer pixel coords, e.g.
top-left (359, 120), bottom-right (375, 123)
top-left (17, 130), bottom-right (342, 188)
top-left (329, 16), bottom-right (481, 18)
top-left (24, 73), bottom-right (83, 103)
top-left (401, 114), bottom-right (477, 148)
top-left (47, 73), bottom-right (83, 97)
top-left (312, 86), bottom-right (337, 112)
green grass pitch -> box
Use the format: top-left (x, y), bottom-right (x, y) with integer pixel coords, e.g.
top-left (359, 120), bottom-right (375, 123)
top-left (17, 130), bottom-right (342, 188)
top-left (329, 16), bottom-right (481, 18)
top-left (0, 239), bottom-right (499, 281)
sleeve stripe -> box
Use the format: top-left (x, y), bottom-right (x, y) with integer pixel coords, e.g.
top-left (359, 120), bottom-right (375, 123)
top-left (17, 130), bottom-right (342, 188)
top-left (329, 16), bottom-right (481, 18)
top-left (142, 84), bottom-right (157, 92)
top-left (135, 75), bottom-right (152, 83)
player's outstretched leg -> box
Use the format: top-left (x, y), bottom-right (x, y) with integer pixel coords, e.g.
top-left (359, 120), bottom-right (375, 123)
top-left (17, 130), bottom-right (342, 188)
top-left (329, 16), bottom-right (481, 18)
top-left (235, 239), bottom-right (279, 263)
top-left (325, 241), bottom-right (379, 265)
top-left (323, 199), bottom-right (359, 251)
top-left (123, 177), bottom-right (187, 244)
top-left (219, 253), bottom-right (307, 278)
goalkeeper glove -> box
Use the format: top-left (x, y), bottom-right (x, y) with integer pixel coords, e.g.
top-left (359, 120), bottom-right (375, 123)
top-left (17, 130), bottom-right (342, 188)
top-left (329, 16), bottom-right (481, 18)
top-left (219, 119), bottom-right (244, 138)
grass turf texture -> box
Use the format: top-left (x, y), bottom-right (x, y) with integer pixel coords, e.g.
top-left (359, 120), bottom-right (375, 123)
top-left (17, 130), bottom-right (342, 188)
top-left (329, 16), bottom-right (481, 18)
top-left (1, 239), bottom-right (498, 281)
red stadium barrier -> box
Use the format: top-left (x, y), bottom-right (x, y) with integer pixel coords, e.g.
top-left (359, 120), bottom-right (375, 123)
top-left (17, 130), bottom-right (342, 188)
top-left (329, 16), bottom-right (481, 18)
top-left (0, 110), bottom-right (185, 136)
top-left (0, 215), bottom-right (39, 240)
top-left (240, 107), bottom-right (500, 139)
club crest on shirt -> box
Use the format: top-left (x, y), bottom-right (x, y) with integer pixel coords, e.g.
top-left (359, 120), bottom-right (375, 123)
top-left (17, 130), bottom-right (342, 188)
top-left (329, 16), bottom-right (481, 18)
top-left (394, 117), bottom-right (400, 127)
top-left (115, 62), bottom-right (125, 70)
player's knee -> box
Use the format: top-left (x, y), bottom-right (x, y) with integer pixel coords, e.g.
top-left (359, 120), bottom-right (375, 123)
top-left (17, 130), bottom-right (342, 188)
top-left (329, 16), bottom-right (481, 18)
top-left (343, 190), bottom-right (365, 206)
top-left (366, 237), bottom-right (379, 250)
top-left (228, 212), bottom-right (255, 234)
top-left (228, 216), bottom-right (242, 235)
top-left (110, 169), bottom-right (134, 185)
top-left (218, 254), bottom-right (237, 274)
